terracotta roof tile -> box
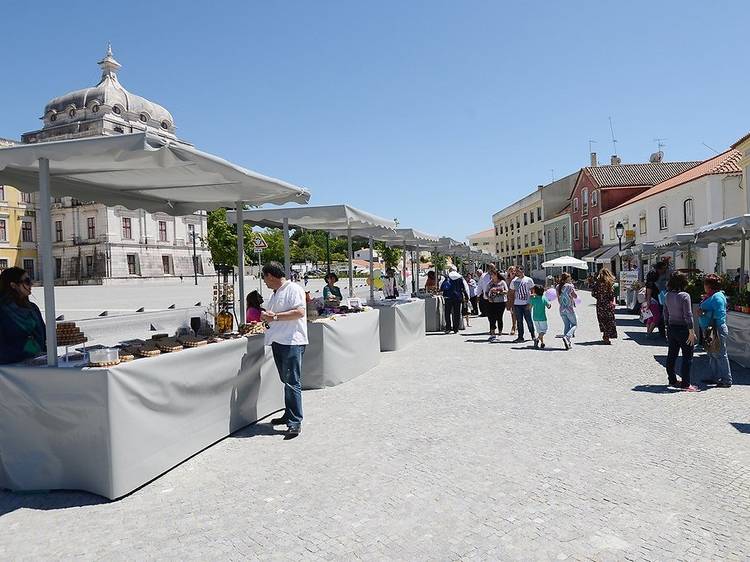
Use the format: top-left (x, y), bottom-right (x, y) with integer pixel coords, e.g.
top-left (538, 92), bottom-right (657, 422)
top-left (585, 161), bottom-right (701, 188)
top-left (610, 149), bottom-right (742, 211)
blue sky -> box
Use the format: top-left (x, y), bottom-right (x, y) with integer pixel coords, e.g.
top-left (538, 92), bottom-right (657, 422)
top-left (2, 1), bottom-right (748, 241)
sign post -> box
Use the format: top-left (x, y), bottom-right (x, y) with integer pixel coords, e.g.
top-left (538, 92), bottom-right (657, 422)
top-left (251, 233), bottom-right (268, 294)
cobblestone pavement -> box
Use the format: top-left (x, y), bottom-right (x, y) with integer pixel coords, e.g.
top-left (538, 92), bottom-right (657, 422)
top-left (2, 293), bottom-right (750, 560)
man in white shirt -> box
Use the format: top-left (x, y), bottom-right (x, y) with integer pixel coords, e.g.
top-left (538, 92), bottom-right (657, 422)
top-left (510, 266), bottom-right (535, 343)
top-left (475, 265), bottom-right (495, 318)
top-left (261, 262), bottom-right (308, 437)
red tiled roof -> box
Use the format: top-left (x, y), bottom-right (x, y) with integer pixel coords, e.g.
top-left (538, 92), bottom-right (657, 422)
top-left (585, 161), bottom-right (701, 188)
top-left (610, 149), bottom-right (742, 211)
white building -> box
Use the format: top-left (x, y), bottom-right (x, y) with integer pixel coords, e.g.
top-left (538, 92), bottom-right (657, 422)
top-left (467, 228), bottom-right (494, 252)
top-left (22, 46), bottom-right (213, 284)
top-left (353, 248), bottom-right (380, 262)
top-left (599, 149), bottom-right (745, 273)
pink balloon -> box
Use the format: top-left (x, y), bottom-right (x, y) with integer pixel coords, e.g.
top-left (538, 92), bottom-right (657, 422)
top-left (544, 288), bottom-right (557, 302)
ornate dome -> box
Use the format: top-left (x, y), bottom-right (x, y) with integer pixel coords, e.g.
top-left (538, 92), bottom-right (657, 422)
top-left (35, 45), bottom-right (177, 137)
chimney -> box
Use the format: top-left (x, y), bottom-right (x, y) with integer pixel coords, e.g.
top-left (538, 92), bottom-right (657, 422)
top-left (610, 155), bottom-right (621, 165)
top-left (590, 152), bottom-right (598, 167)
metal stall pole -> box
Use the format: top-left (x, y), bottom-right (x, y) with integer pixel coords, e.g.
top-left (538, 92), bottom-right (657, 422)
top-left (283, 217), bottom-right (291, 279)
top-left (326, 232), bottom-right (331, 275)
top-left (403, 240), bottom-right (408, 293)
top-left (415, 242), bottom-right (421, 292)
top-left (347, 226), bottom-right (354, 297)
top-left (192, 227), bottom-right (198, 286)
top-left (236, 201), bottom-right (246, 323)
top-left (741, 233), bottom-right (747, 292)
top-left (369, 235), bottom-right (375, 303)
top-left (38, 157), bottom-right (58, 366)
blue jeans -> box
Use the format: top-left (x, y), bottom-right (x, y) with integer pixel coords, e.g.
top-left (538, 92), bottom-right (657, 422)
top-left (708, 323), bottom-right (732, 384)
top-left (560, 310), bottom-right (577, 338)
top-left (514, 304), bottom-right (535, 339)
top-left (271, 343), bottom-right (305, 428)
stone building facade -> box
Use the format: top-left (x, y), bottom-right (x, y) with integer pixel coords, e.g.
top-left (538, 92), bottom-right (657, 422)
top-left (21, 46), bottom-right (213, 284)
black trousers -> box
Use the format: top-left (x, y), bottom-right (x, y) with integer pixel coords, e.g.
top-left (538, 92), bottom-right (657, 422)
top-left (487, 301), bottom-right (506, 333)
top-left (470, 296), bottom-right (479, 316)
top-left (445, 298), bottom-right (462, 333)
top-left (478, 296), bottom-right (488, 317)
top-left (657, 303), bottom-right (666, 337)
top-left (666, 325), bottom-right (694, 386)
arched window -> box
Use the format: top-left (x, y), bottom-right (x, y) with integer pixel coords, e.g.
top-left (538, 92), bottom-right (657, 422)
top-left (591, 190), bottom-right (598, 207)
top-left (659, 206), bottom-right (668, 230)
top-left (683, 198), bottom-right (694, 226)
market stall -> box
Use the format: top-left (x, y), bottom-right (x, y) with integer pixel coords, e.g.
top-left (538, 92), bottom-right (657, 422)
top-left (368, 298), bottom-right (426, 351)
top-left (695, 214), bottom-right (750, 367)
top-left (0, 335), bottom-right (282, 499)
top-left (303, 308), bottom-right (381, 389)
top-left (0, 133), bottom-right (309, 497)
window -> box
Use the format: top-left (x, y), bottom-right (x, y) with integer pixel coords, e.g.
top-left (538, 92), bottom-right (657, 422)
top-left (0, 219), bottom-right (6, 242)
top-left (55, 220), bottom-right (63, 242)
top-left (494, 226), bottom-right (499, 236)
top-left (583, 220), bottom-right (589, 244)
top-left (639, 215), bottom-right (647, 235)
top-left (68, 108), bottom-right (76, 118)
top-left (511, 240), bottom-right (515, 251)
top-left (574, 222), bottom-right (580, 240)
top-left (537, 207), bottom-right (542, 221)
top-left (609, 223), bottom-right (616, 240)
top-left (592, 217), bottom-right (599, 237)
top-left (562, 225), bottom-right (568, 242)
top-left (23, 259), bottom-right (34, 280)
top-left (55, 258), bottom-right (62, 279)
top-left (21, 192), bottom-right (32, 204)
top-left (0, 258), bottom-right (7, 271)
top-left (683, 199), bottom-right (694, 226)
top-left (158, 220), bottom-right (168, 242)
top-left (573, 197), bottom-right (579, 213)
top-left (524, 234), bottom-right (529, 248)
top-left (162, 255), bottom-right (172, 274)
top-left (127, 254), bottom-right (139, 275)
top-left (21, 221), bottom-right (33, 242)
top-left (161, 121), bottom-right (170, 130)
top-left (140, 114), bottom-right (148, 123)
top-left (530, 212), bottom-right (535, 224)
top-left (659, 206), bottom-right (668, 230)
top-left (86, 255), bottom-right (94, 277)
top-left (523, 213), bottom-right (528, 226)
top-left (554, 228), bottom-right (560, 247)
top-left (582, 188), bottom-right (589, 214)
top-left (591, 190), bottom-right (598, 207)
top-left (87, 217), bottom-right (96, 239)
top-left (510, 222), bottom-right (514, 231)
top-left (122, 217), bottom-right (132, 239)
top-left (113, 106), bottom-right (122, 115)
top-left (538, 230), bottom-right (543, 245)
top-left (516, 217), bottom-right (520, 229)
top-left (0, 185), bottom-right (4, 200)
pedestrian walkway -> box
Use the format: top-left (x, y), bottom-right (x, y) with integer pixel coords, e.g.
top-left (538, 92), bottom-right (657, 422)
top-left (2, 293), bottom-right (750, 560)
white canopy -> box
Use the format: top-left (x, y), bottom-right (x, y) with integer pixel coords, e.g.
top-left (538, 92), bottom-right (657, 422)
top-left (541, 256), bottom-right (588, 270)
top-left (0, 133), bottom-right (310, 366)
top-left (0, 133), bottom-right (310, 214)
top-left (227, 204), bottom-right (396, 232)
top-left (694, 214), bottom-right (750, 244)
top-left (654, 233), bottom-right (695, 250)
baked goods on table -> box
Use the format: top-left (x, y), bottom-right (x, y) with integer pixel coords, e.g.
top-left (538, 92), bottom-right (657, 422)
top-left (156, 338), bottom-right (183, 353)
top-left (137, 344), bottom-right (161, 357)
top-left (88, 357), bottom-right (120, 367)
top-left (56, 322), bottom-right (87, 346)
top-left (177, 335), bottom-right (208, 348)
top-left (238, 322), bottom-right (265, 336)
top-left (118, 348), bottom-right (137, 362)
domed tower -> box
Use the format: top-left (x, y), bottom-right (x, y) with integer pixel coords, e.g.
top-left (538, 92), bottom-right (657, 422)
top-left (22, 45), bottom-right (184, 145)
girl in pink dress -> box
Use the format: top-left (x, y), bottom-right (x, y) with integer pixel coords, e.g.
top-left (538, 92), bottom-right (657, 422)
top-left (246, 290), bottom-right (264, 323)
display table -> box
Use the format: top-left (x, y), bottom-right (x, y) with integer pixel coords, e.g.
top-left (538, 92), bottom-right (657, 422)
top-left (303, 309), bottom-right (381, 389)
top-left (369, 299), bottom-right (426, 351)
top-left (727, 311), bottom-right (750, 368)
top-left (417, 294), bottom-right (445, 332)
top-left (0, 336), bottom-right (283, 500)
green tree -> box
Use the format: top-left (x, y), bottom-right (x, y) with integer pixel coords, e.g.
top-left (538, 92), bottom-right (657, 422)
top-left (375, 242), bottom-right (402, 269)
top-left (431, 252), bottom-right (447, 273)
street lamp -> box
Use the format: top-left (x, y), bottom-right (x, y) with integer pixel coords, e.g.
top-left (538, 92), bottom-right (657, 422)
top-left (190, 226), bottom-right (198, 286)
top-left (615, 221), bottom-right (625, 273)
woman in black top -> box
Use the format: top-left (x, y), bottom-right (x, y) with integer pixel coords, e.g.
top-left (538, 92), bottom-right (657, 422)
top-left (0, 267), bottom-right (46, 364)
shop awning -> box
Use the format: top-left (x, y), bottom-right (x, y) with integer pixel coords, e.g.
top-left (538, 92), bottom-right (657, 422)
top-left (584, 243), bottom-right (632, 264)
top-left (582, 246), bottom-right (609, 263)
top-left (0, 133), bottom-right (310, 214)
top-left (619, 242), bottom-right (657, 257)
top-left (654, 233), bottom-right (696, 251)
top-left (694, 214), bottom-right (750, 244)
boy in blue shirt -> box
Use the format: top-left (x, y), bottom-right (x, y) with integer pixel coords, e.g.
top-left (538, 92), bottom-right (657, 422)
top-left (529, 285), bottom-right (552, 349)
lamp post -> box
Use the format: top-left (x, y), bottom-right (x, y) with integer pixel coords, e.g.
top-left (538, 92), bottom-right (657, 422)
top-left (615, 221), bottom-right (625, 274)
top-left (191, 228), bottom-right (198, 286)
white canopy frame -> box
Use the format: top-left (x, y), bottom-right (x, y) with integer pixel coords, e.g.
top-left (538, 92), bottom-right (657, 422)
top-left (0, 133), bottom-right (310, 366)
top-left (228, 205), bottom-right (397, 298)
top-left (541, 256), bottom-right (588, 270)
top-left (695, 214), bottom-right (750, 290)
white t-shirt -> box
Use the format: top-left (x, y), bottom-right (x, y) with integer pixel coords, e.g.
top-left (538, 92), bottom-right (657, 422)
top-left (477, 272), bottom-right (492, 299)
top-left (511, 276), bottom-right (534, 305)
top-left (264, 281), bottom-right (308, 346)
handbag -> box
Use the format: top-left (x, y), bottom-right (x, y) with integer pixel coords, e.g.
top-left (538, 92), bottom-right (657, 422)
top-left (704, 323), bottom-right (721, 354)
top-left (640, 308), bottom-right (653, 322)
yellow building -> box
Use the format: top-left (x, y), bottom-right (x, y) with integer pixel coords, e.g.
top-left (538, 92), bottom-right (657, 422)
top-left (0, 139), bottom-right (39, 279)
top-left (732, 131), bottom-right (750, 214)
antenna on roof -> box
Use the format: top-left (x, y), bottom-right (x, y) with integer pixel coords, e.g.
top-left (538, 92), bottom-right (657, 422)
top-left (654, 138), bottom-right (667, 152)
top-left (549, 169), bottom-right (555, 182)
top-left (608, 116), bottom-right (618, 157)
top-left (649, 138), bottom-right (666, 163)
top-left (702, 142), bottom-right (720, 154)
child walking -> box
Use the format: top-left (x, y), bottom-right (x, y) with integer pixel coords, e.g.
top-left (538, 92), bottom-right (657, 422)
top-left (556, 272), bottom-right (578, 350)
top-left (529, 285), bottom-right (551, 349)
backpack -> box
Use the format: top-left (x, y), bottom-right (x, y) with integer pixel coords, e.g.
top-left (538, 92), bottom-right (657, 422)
top-left (442, 277), bottom-right (465, 301)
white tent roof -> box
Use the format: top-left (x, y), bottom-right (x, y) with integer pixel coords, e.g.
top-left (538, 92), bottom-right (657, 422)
top-left (541, 256), bottom-right (588, 269)
top-left (654, 233), bottom-right (695, 250)
top-left (227, 204), bottom-right (396, 232)
top-left (0, 133), bottom-right (310, 214)
top-left (694, 214), bottom-right (750, 244)
top-left (327, 227), bottom-right (440, 249)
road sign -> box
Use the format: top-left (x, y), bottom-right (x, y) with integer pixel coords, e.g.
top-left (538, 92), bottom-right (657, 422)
top-left (251, 233), bottom-right (268, 250)
top-left (254, 248), bottom-right (263, 253)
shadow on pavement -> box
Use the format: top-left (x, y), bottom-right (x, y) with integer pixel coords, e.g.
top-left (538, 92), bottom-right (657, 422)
top-left (0, 489), bottom-right (108, 517)
top-left (231, 421), bottom-right (287, 439)
top-left (730, 423), bottom-right (750, 434)
top-left (631, 384), bottom-right (681, 394)
top-left (616, 318), bottom-right (646, 327)
top-left (624, 331), bottom-right (668, 346)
